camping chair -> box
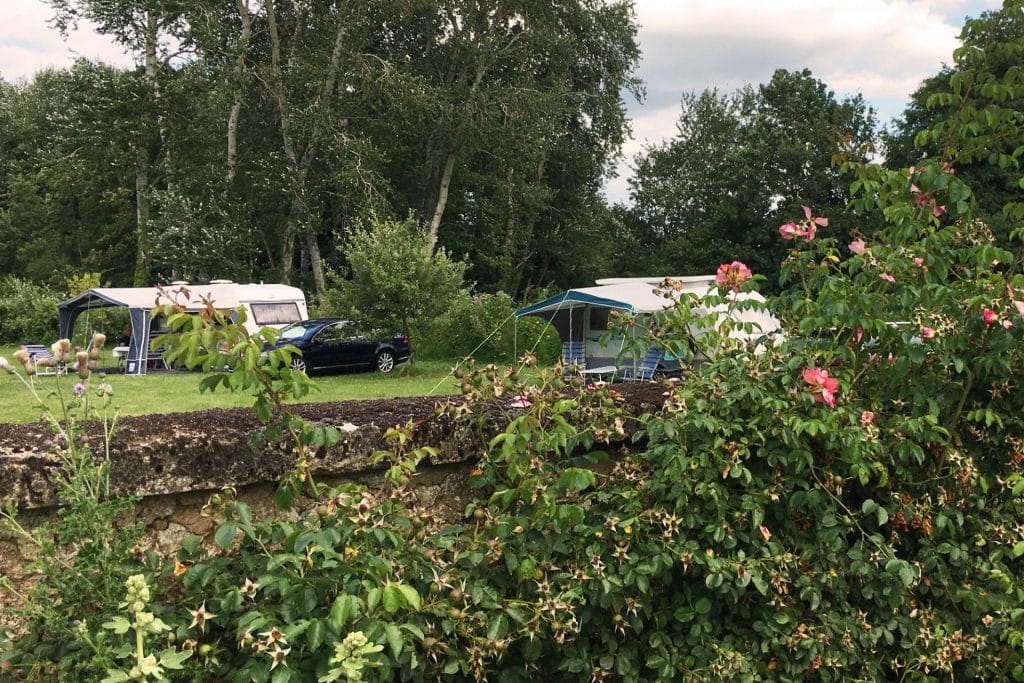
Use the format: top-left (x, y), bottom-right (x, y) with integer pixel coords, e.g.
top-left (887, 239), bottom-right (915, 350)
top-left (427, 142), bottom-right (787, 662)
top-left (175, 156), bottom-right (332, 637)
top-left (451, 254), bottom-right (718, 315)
top-left (23, 344), bottom-right (66, 376)
top-left (561, 340), bottom-right (586, 373)
top-left (622, 347), bottom-right (661, 382)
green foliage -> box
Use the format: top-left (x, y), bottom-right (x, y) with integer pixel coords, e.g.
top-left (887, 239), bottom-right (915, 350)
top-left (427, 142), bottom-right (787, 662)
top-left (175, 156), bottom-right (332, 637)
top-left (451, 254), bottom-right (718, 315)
top-left (321, 215), bottom-right (467, 333)
top-left (623, 69), bottom-right (877, 289)
top-left (0, 367), bottom-right (147, 681)
top-left (885, 1), bottom-right (1024, 247)
top-left (0, 275), bottom-right (62, 343)
top-left (1, 1), bottom-right (642, 296)
top-left (416, 290), bottom-right (560, 363)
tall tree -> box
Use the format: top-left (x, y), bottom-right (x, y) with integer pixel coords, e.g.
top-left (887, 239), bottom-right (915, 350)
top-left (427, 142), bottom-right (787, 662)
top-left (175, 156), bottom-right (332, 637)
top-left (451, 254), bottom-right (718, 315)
top-left (623, 69), bottom-right (877, 286)
top-left (884, 2), bottom-right (1024, 245)
top-left (47, 0), bottom-right (184, 284)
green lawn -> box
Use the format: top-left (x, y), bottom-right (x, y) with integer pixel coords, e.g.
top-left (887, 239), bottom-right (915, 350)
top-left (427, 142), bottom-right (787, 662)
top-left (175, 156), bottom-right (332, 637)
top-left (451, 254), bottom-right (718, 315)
top-left (0, 345), bottom-right (461, 424)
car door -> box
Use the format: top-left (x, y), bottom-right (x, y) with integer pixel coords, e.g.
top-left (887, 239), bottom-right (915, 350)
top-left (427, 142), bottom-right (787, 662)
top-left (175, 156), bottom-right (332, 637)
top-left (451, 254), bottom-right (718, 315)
top-left (308, 322), bottom-right (349, 370)
top-left (341, 321), bottom-right (379, 368)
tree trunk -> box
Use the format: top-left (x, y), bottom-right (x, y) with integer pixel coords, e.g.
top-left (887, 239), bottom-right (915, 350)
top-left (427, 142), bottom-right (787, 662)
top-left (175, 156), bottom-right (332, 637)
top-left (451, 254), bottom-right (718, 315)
top-left (143, 11), bottom-right (172, 188)
top-left (426, 152), bottom-right (456, 250)
top-left (265, 0), bottom-right (344, 294)
top-left (422, 64), bottom-right (487, 249)
top-left (225, 0), bottom-right (253, 186)
top-left (302, 230), bottom-right (326, 294)
top-left (134, 137), bottom-right (150, 286)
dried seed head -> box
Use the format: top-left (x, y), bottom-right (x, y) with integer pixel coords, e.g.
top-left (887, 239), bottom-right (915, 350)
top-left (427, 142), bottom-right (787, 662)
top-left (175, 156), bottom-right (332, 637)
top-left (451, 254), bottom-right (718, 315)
top-left (76, 351), bottom-right (90, 379)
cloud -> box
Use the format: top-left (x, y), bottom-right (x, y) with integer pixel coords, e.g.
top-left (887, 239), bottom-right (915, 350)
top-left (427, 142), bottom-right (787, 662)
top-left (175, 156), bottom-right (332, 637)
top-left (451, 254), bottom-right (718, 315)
top-left (0, 2), bottom-right (133, 82)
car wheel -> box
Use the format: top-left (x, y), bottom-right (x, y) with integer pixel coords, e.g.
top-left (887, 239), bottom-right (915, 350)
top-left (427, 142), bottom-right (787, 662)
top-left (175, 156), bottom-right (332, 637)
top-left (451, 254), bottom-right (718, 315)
top-left (290, 357), bottom-right (307, 373)
top-left (376, 350), bottom-right (395, 373)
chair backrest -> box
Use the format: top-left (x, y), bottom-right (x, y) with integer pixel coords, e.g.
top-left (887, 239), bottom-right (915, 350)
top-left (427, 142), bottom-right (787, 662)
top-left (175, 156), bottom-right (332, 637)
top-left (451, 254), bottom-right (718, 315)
top-left (561, 340), bottom-right (585, 368)
top-left (22, 344), bottom-right (53, 362)
top-left (634, 346), bottom-right (661, 380)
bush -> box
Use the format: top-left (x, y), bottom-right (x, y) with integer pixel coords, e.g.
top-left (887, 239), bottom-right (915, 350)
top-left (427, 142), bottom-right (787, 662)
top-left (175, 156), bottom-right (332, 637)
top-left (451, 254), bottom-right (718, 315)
top-left (0, 275), bottom-right (62, 344)
top-left (319, 215), bottom-right (466, 334)
top-left (416, 290), bottom-right (561, 364)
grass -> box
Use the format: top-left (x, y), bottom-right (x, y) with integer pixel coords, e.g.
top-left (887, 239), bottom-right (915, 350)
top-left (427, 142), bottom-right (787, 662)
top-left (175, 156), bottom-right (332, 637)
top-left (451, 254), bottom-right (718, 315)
top-left (0, 345), bottom-right (463, 424)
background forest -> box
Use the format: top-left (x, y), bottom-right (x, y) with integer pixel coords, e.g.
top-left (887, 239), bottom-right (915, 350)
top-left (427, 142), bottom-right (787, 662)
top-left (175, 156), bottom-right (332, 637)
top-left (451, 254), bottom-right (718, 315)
top-left (0, 1), bottom-right (1017, 348)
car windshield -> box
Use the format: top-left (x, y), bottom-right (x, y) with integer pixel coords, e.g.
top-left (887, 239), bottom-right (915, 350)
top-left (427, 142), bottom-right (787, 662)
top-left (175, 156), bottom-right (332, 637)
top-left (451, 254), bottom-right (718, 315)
top-left (278, 320), bottom-right (321, 341)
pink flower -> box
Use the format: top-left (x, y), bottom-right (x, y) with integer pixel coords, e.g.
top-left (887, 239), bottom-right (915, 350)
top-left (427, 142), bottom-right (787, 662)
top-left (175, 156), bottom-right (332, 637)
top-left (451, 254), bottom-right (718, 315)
top-left (759, 525), bottom-right (771, 542)
top-left (1014, 300), bottom-right (1024, 319)
top-left (778, 207), bottom-right (825, 242)
top-left (509, 395), bottom-right (532, 409)
top-left (802, 367), bottom-right (839, 408)
top-left (802, 205), bottom-right (829, 227)
top-left (73, 383), bottom-right (86, 396)
top-left (982, 309), bottom-right (998, 325)
top-left (848, 238), bottom-right (866, 255)
top-left (779, 222), bottom-right (801, 240)
top-left (715, 261), bottom-right (753, 293)
top-left (913, 257), bottom-right (924, 267)
top-left (920, 327), bottom-right (936, 340)
top-left (860, 411), bottom-right (875, 428)
top-left (879, 273), bottom-right (896, 284)
top-left (1002, 319), bottom-right (1013, 329)
top-left (932, 204), bottom-right (947, 218)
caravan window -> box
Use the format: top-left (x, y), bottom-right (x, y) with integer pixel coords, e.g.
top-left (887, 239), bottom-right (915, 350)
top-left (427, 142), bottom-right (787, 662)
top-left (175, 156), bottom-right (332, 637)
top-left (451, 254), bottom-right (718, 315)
top-left (250, 302), bottom-right (302, 325)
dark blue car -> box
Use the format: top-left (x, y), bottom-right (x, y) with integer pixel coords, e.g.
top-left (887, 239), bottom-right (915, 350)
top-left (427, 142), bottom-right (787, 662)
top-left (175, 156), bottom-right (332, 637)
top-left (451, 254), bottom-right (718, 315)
top-left (267, 319), bottom-right (412, 374)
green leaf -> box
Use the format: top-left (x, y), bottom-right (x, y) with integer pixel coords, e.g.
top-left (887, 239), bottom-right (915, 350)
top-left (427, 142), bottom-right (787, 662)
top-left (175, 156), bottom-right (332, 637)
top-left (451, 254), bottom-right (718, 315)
top-left (383, 584), bottom-right (403, 614)
top-left (159, 648), bottom-right (193, 669)
top-left (307, 620), bottom-right (326, 652)
top-left (329, 595), bottom-right (359, 631)
top-left (384, 623), bottom-right (403, 659)
top-left (396, 584), bottom-right (421, 611)
top-left (214, 522), bottom-right (238, 549)
top-left (102, 617), bottom-right (131, 634)
top-left (100, 671), bottom-right (131, 683)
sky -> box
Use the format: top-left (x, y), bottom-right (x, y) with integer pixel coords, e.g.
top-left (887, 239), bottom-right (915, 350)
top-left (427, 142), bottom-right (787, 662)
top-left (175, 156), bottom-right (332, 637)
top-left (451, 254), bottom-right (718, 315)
top-left (0, 0), bottom-right (1006, 203)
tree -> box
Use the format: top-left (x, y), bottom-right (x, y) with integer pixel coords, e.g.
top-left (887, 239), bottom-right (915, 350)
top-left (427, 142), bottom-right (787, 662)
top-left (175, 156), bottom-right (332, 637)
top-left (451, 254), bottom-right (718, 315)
top-left (0, 63), bottom-right (140, 285)
top-left (322, 215), bottom-right (467, 335)
top-left (622, 69), bottom-right (877, 286)
top-left (884, 2), bottom-right (1024, 245)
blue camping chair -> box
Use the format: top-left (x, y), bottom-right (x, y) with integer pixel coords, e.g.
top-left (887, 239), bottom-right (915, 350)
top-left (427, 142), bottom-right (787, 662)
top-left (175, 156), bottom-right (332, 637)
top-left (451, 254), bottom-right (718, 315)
top-left (561, 340), bottom-right (585, 371)
top-left (623, 347), bottom-right (661, 382)
top-left (22, 344), bottom-right (66, 376)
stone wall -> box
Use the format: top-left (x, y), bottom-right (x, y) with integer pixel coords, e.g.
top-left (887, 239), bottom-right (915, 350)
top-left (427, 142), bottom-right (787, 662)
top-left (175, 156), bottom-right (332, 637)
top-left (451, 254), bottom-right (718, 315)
top-left (0, 385), bottom-right (667, 626)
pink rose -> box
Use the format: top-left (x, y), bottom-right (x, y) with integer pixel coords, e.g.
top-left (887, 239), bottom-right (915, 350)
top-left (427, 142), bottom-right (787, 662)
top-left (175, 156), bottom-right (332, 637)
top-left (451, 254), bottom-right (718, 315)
top-left (802, 205), bottom-right (829, 227)
top-left (879, 273), bottom-right (896, 284)
top-left (715, 261), bottom-right (753, 293)
top-left (848, 238), bottom-right (866, 255)
top-left (779, 222), bottom-right (801, 240)
top-left (921, 327), bottom-right (936, 340)
top-left (860, 411), bottom-right (875, 428)
top-left (1002, 319), bottom-right (1013, 329)
top-left (982, 309), bottom-right (998, 325)
top-left (802, 367), bottom-right (839, 408)
top-left (913, 257), bottom-right (924, 267)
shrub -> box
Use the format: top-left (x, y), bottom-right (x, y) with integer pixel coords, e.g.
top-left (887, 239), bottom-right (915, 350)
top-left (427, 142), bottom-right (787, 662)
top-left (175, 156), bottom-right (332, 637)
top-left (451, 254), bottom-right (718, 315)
top-left (416, 290), bottom-right (560, 364)
top-left (320, 215), bottom-right (467, 335)
top-left (0, 275), bottom-right (62, 344)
